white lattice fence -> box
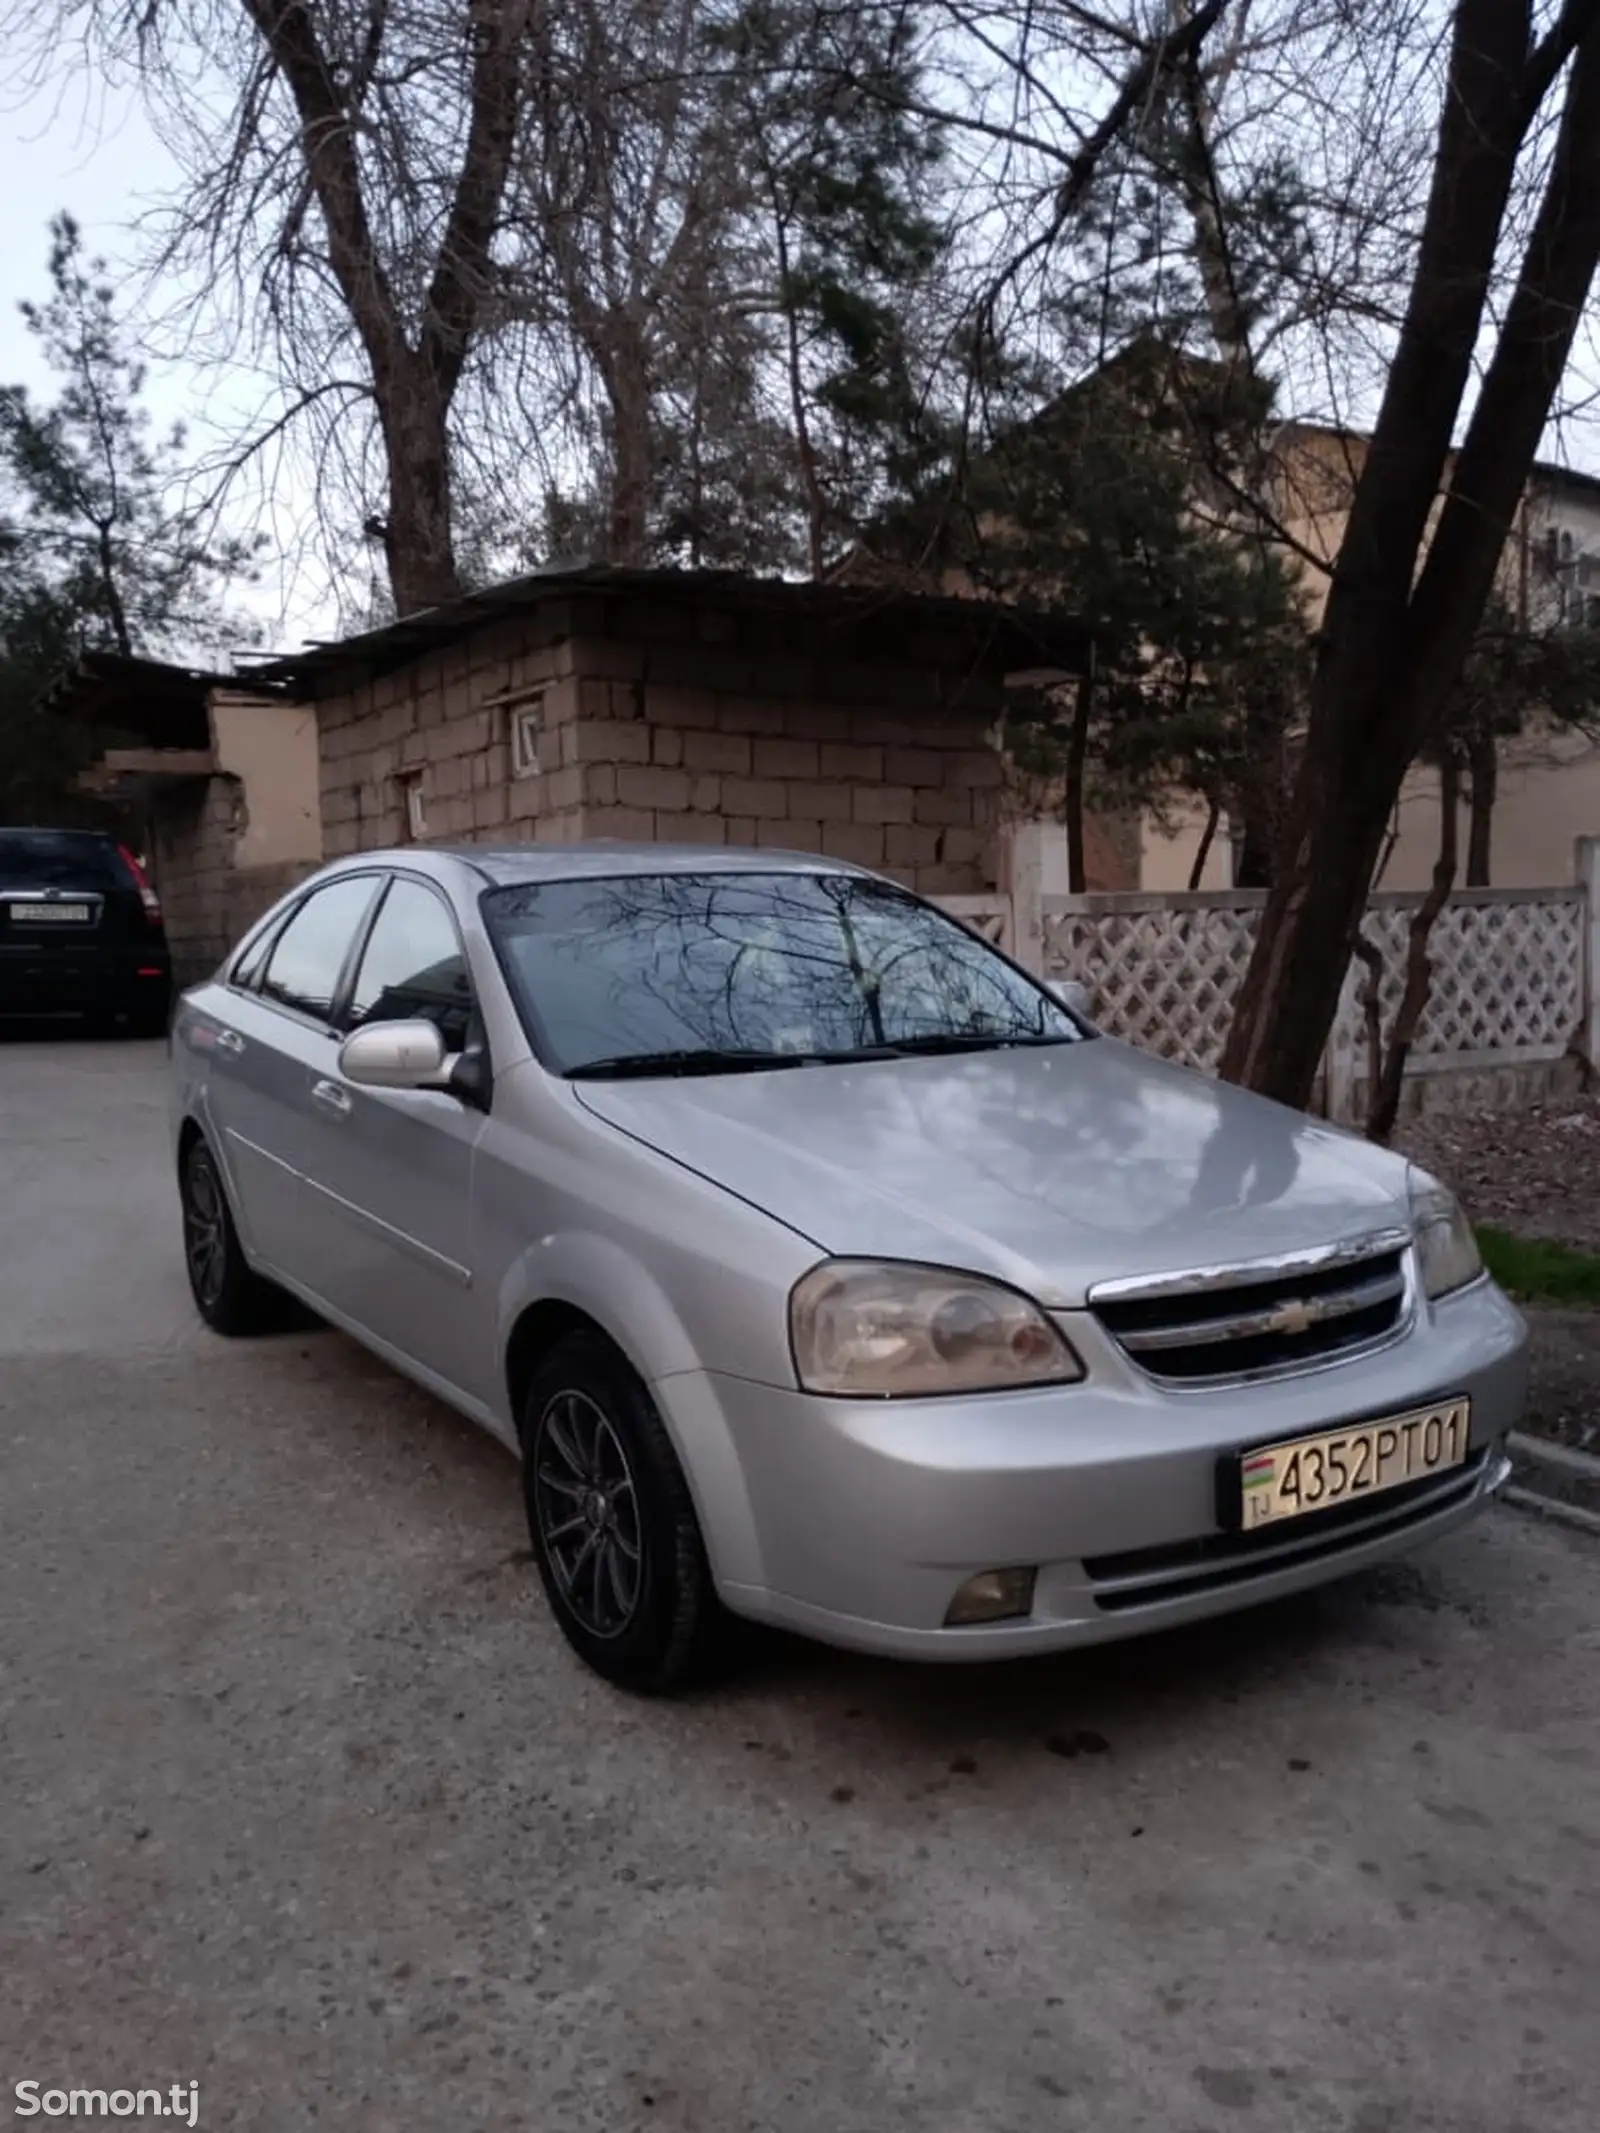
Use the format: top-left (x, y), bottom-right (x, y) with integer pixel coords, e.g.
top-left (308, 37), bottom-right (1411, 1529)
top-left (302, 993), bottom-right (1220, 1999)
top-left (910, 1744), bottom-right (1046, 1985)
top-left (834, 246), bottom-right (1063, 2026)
top-left (936, 893), bottom-right (1014, 957)
top-left (1335, 892), bottom-right (1586, 1059)
top-left (1042, 892), bottom-right (1265, 1072)
top-left (1041, 885), bottom-right (1589, 1091)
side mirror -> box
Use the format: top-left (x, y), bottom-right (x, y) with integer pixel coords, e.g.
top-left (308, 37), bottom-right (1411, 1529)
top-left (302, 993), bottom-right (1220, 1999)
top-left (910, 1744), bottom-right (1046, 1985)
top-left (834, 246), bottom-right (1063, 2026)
top-left (1048, 977), bottom-right (1094, 1022)
top-left (338, 1019), bottom-right (451, 1090)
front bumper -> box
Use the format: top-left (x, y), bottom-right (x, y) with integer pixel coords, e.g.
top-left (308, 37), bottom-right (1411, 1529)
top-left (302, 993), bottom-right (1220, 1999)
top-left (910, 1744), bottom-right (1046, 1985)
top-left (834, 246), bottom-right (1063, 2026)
top-left (658, 1275), bottom-right (1528, 1660)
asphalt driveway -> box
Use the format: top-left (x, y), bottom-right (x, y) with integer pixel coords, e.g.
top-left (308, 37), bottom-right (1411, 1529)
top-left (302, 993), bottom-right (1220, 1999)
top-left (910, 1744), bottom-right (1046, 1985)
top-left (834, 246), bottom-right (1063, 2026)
top-left (1, 1038), bottom-right (1597, 2132)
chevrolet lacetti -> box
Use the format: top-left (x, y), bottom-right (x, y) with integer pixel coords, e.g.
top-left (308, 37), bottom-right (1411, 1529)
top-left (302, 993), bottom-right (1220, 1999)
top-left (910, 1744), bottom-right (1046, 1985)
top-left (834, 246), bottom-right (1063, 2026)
top-left (170, 845), bottom-right (1528, 1690)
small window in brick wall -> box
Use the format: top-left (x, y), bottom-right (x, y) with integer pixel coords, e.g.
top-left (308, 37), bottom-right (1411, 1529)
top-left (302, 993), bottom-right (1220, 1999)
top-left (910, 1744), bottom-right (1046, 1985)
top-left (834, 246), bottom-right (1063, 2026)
top-left (510, 694), bottom-right (544, 778)
top-left (396, 770), bottom-right (427, 842)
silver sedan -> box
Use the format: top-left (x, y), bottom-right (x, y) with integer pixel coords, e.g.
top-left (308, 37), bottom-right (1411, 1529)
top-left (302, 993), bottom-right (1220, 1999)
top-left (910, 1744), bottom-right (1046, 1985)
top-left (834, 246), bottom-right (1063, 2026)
top-left (171, 844), bottom-right (1528, 1690)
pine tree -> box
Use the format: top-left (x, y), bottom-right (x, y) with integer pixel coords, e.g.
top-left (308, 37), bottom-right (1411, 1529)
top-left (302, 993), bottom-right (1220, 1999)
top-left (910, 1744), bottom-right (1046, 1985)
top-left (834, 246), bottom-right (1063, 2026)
top-left (706, 0), bottom-right (950, 573)
top-left (0, 214), bottom-right (258, 819)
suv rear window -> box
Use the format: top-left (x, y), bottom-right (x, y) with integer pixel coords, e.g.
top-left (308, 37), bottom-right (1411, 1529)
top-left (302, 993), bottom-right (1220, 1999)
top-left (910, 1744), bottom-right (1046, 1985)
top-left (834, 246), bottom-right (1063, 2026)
top-left (0, 831), bottom-right (126, 889)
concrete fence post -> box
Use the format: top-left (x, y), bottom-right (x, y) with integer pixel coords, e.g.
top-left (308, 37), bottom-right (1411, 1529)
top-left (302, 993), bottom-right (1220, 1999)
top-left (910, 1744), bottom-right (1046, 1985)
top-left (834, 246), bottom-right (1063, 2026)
top-left (1001, 820), bottom-right (1047, 974)
top-left (1578, 836), bottom-right (1600, 1075)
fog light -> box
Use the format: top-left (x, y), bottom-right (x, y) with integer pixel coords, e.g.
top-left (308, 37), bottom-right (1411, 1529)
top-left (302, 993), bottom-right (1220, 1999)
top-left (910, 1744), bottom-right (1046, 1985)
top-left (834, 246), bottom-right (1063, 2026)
top-left (944, 1566), bottom-right (1036, 1626)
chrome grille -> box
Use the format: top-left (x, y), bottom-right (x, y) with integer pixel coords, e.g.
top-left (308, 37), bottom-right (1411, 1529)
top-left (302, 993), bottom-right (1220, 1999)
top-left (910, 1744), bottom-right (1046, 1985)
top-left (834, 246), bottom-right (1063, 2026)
top-left (1090, 1232), bottom-right (1412, 1386)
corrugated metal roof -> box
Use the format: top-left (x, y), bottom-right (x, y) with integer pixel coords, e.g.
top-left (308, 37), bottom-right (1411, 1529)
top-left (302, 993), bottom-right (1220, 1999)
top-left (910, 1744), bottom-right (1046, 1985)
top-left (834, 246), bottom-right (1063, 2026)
top-left (39, 651), bottom-right (275, 751)
top-left (236, 562), bottom-right (1090, 695)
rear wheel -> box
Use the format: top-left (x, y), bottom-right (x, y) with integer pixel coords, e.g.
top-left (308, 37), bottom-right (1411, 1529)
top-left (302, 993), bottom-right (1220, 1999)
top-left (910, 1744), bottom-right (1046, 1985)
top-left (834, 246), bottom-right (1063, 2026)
top-left (520, 1330), bottom-right (728, 1693)
top-left (180, 1134), bottom-right (283, 1336)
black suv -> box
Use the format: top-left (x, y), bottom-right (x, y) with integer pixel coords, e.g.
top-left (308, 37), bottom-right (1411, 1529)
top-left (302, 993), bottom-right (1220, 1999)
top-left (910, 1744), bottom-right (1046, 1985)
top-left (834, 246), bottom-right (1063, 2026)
top-left (0, 828), bottom-right (173, 1035)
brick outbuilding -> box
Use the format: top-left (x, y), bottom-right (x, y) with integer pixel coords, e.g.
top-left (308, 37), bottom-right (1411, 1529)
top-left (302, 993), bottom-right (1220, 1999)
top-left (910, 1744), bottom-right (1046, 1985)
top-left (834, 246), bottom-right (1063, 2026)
top-left (245, 566), bottom-right (1091, 898)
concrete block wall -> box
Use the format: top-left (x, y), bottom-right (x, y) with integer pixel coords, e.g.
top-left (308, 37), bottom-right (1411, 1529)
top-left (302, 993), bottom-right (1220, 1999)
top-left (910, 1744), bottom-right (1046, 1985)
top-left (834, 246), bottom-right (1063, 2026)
top-left (150, 777), bottom-right (246, 984)
top-left (318, 612), bottom-right (585, 857)
top-left (150, 778), bottom-right (319, 987)
top-left (313, 595), bottom-right (1007, 893)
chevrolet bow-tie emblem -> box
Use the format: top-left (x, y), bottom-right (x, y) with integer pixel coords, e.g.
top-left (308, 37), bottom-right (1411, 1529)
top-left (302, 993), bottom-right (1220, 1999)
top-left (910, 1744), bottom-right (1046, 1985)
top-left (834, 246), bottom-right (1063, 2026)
top-left (1267, 1297), bottom-right (1318, 1337)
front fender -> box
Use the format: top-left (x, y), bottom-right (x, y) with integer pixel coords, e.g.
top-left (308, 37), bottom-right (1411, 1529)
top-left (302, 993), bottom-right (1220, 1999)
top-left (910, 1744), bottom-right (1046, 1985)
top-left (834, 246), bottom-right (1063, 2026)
top-left (497, 1229), bottom-right (706, 1387)
top-left (495, 1230), bottom-right (774, 1590)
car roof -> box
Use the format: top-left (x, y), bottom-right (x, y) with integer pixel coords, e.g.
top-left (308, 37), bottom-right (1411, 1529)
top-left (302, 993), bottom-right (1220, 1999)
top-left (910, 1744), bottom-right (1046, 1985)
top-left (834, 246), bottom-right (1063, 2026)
top-left (327, 841), bottom-right (871, 888)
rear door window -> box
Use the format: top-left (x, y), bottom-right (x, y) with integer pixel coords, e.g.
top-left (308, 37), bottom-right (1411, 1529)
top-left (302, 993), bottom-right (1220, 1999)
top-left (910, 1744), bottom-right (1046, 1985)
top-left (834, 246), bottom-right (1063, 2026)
top-left (259, 876), bottom-right (380, 1024)
top-left (346, 878), bottom-right (475, 1052)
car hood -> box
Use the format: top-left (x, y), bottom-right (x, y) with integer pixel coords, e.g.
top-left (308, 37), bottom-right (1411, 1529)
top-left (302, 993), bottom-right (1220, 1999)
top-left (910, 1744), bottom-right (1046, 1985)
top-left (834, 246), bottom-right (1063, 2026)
top-left (572, 1038), bottom-right (1415, 1306)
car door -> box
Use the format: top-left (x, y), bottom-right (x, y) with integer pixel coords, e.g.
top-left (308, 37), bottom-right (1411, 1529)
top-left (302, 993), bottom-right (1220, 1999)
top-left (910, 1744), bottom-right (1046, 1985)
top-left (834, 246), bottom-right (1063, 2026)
top-left (299, 873), bottom-right (495, 1404)
top-left (203, 874), bottom-right (383, 1279)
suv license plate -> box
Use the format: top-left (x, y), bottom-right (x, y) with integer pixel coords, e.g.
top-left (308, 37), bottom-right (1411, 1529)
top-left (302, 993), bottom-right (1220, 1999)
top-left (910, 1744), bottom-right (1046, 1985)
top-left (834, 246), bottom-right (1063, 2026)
top-left (10, 903), bottom-right (90, 923)
top-left (1234, 1398), bottom-right (1471, 1530)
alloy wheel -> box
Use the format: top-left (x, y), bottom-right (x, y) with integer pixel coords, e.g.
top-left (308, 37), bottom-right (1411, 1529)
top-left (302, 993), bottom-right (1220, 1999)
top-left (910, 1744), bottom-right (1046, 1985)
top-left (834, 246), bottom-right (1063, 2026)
top-left (532, 1389), bottom-right (644, 1639)
top-left (183, 1146), bottom-right (228, 1312)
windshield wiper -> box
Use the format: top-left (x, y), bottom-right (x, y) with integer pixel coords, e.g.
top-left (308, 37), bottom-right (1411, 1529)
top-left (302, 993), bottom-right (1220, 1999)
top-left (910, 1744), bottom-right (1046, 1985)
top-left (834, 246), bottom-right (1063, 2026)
top-left (883, 1031), bottom-right (1078, 1056)
top-left (568, 1033), bottom-right (1075, 1079)
top-left (568, 1047), bottom-right (823, 1080)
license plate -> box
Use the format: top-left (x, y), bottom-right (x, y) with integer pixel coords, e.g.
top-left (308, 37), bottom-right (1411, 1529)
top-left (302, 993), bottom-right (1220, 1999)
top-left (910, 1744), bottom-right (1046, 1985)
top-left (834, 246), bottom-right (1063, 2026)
top-left (10, 903), bottom-right (90, 923)
top-left (1235, 1398), bottom-right (1471, 1530)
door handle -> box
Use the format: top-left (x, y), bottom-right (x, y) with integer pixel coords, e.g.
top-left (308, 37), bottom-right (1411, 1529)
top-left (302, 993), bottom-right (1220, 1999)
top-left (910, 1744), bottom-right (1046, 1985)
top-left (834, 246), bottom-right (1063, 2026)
top-left (310, 1078), bottom-right (353, 1117)
top-left (215, 1028), bottom-right (246, 1056)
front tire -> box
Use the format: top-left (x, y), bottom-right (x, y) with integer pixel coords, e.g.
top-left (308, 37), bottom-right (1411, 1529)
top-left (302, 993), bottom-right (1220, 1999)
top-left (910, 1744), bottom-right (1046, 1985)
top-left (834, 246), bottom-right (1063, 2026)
top-left (180, 1133), bottom-right (283, 1336)
top-left (520, 1331), bottom-right (727, 1693)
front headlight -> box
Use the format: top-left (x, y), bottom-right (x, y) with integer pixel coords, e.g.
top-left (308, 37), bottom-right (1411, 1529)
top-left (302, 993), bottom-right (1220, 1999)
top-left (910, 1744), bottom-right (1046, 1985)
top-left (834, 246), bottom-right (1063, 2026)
top-left (1409, 1173), bottom-right (1483, 1299)
top-left (789, 1260), bottom-right (1083, 1397)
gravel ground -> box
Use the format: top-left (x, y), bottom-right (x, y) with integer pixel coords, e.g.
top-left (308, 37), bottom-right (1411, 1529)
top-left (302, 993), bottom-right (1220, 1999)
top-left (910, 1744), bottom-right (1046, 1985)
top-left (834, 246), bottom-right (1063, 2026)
top-left (3, 1039), bottom-right (1600, 2131)
top-left (1399, 1092), bottom-right (1600, 1254)
top-left (1510, 1308), bottom-right (1600, 1457)
top-left (1398, 1093), bottom-right (1600, 1456)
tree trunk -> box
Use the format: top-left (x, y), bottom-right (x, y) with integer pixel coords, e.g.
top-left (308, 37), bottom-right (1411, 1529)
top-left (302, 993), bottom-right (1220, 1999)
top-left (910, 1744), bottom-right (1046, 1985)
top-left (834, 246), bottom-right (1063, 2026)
top-left (1466, 727), bottom-right (1497, 885)
top-left (95, 519), bottom-right (132, 656)
top-left (1351, 932), bottom-right (1385, 1112)
top-left (378, 374), bottom-right (459, 615)
top-left (1220, 12), bottom-right (1600, 1109)
top-left (605, 341), bottom-right (654, 568)
top-left (1233, 685), bottom-right (1290, 886)
top-left (1064, 669), bottom-right (1093, 893)
top-left (1366, 754), bottom-right (1460, 1143)
top-left (1188, 795), bottom-right (1222, 890)
top-left (1234, 810), bottom-right (1274, 889)
top-left (239, 0), bottom-right (534, 616)
top-left (774, 211), bottom-right (828, 579)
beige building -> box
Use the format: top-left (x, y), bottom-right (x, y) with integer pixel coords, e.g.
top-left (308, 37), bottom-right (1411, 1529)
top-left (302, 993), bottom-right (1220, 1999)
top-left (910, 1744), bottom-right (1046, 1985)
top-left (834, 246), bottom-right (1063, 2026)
top-left (245, 566), bottom-right (1091, 897)
top-left (53, 653), bottom-right (324, 982)
top-left (1139, 425), bottom-right (1600, 895)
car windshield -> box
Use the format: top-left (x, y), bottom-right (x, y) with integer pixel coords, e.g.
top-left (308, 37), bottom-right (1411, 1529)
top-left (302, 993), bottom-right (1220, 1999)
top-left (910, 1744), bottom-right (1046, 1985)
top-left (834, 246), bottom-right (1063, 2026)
top-left (483, 870), bottom-right (1083, 1076)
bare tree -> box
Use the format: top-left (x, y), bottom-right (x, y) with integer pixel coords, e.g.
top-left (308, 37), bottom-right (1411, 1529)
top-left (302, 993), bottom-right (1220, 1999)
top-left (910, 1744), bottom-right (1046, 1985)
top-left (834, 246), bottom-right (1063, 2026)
top-left (12, 0), bottom-right (542, 615)
top-left (507, 0), bottom-right (769, 566)
top-left (1219, 2), bottom-right (1600, 1106)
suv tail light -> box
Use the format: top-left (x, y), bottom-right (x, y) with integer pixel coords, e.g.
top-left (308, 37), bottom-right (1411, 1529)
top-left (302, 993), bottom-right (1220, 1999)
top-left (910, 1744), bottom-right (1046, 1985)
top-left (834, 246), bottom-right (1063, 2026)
top-left (119, 844), bottom-right (163, 923)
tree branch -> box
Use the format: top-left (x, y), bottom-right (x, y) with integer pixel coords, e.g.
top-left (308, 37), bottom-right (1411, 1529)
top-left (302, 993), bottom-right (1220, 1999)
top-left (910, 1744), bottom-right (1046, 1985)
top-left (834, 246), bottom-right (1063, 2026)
top-left (420, 0), bottom-right (536, 397)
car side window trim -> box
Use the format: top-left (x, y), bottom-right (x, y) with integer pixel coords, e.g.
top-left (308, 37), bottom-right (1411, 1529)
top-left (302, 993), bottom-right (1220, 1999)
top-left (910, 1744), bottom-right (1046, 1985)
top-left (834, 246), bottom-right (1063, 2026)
top-left (339, 868), bottom-right (487, 1059)
top-left (225, 874), bottom-right (370, 999)
top-left (226, 905), bottom-right (294, 993)
top-left (250, 872), bottom-right (385, 1035)
top-left (330, 873), bottom-right (396, 1030)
